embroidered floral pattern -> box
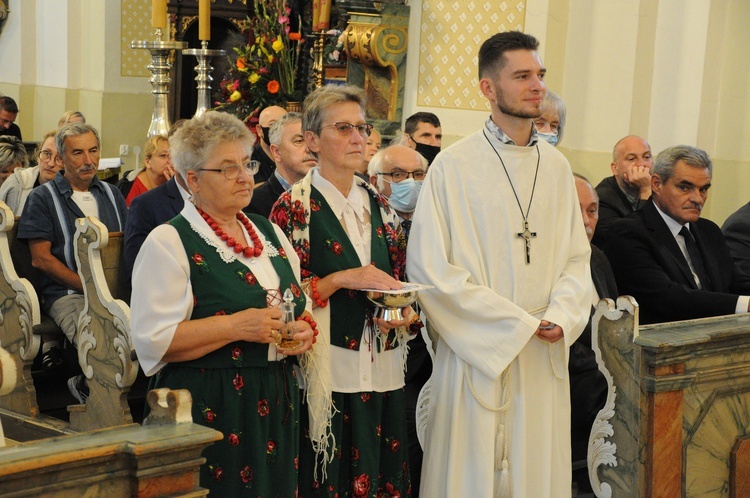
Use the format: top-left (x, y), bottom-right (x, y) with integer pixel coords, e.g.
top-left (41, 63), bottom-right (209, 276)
top-left (240, 464), bottom-right (253, 484)
top-left (352, 473), bottom-right (371, 496)
top-left (202, 405), bottom-right (217, 423)
top-left (228, 432), bottom-right (241, 447)
top-left (192, 252), bottom-right (210, 273)
top-left (266, 439), bottom-right (277, 462)
top-left (258, 399), bottom-right (270, 416)
top-left (233, 373), bottom-right (245, 392)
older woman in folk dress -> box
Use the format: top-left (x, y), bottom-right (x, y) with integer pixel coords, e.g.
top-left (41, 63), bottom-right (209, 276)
top-left (131, 111), bottom-right (315, 496)
top-left (271, 85), bottom-right (419, 497)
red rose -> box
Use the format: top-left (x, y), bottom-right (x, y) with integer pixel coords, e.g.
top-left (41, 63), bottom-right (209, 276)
top-left (258, 399), bottom-right (270, 416)
top-left (213, 467), bottom-right (223, 481)
top-left (312, 481), bottom-right (320, 490)
top-left (232, 346), bottom-right (242, 359)
top-left (332, 242), bottom-right (343, 255)
top-left (343, 414), bottom-right (351, 424)
top-left (228, 433), bottom-right (240, 446)
top-left (240, 465), bottom-right (253, 483)
top-left (310, 199), bottom-right (321, 212)
top-left (360, 392), bottom-right (371, 403)
top-left (204, 409), bottom-right (216, 423)
top-left (290, 283), bottom-right (301, 297)
top-left (271, 208), bottom-right (290, 229)
top-left (352, 473), bottom-right (371, 497)
top-left (215, 310), bottom-right (226, 316)
top-left (245, 272), bottom-right (257, 285)
top-left (351, 447), bottom-right (360, 460)
top-left (267, 440), bottom-right (276, 453)
top-left (233, 373), bottom-right (245, 391)
top-left (192, 253), bottom-right (204, 264)
top-left (279, 247), bottom-right (287, 258)
top-left (294, 456), bottom-right (299, 470)
top-left (348, 339), bottom-right (358, 350)
top-left (389, 439), bottom-right (400, 453)
top-left (292, 208), bottom-right (306, 225)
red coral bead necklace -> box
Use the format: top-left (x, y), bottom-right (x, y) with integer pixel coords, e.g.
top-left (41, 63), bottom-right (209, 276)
top-left (197, 207), bottom-right (263, 258)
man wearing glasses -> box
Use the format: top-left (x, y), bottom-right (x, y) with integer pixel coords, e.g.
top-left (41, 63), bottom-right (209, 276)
top-left (367, 144), bottom-right (428, 238)
top-left (18, 122), bottom-right (127, 401)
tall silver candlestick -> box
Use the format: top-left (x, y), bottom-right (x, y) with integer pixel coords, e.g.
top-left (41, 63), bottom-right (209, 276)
top-left (183, 41), bottom-right (226, 118)
top-left (130, 29), bottom-right (187, 138)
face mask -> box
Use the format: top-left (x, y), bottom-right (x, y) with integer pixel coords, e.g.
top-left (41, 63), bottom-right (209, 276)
top-left (413, 141), bottom-right (441, 166)
top-left (260, 126), bottom-right (272, 146)
top-left (388, 178), bottom-right (422, 213)
top-left (538, 131), bottom-right (558, 146)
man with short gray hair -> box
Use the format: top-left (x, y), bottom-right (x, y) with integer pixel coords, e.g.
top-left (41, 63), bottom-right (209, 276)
top-left (604, 144), bottom-right (750, 324)
top-left (18, 122), bottom-right (127, 401)
top-left (245, 112), bottom-right (316, 217)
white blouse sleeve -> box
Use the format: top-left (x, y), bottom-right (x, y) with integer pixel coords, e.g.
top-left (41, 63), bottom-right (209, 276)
top-left (130, 224), bottom-right (193, 376)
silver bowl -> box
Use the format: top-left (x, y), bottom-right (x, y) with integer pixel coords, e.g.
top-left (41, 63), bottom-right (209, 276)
top-left (365, 290), bottom-right (418, 322)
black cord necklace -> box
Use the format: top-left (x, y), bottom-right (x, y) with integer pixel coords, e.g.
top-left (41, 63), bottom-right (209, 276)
top-left (482, 130), bottom-right (541, 264)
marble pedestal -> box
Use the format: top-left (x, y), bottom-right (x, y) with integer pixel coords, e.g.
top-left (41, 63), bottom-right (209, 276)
top-left (591, 298), bottom-right (750, 497)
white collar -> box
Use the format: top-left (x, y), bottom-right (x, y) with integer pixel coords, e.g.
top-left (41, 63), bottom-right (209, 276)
top-left (311, 168), bottom-right (370, 221)
top-left (653, 200), bottom-right (690, 237)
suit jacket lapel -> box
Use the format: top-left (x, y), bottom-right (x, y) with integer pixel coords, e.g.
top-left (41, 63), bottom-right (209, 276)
top-left (643, 202), bottom-right (698, 288)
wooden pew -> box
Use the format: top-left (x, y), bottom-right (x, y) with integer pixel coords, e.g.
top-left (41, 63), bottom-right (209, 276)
top-left (0, 204), bottom-right (138, 435)
top-left (0, 202), bottom-right (42, 419)
top-left (0, 387), bottom-right (222, 497)
top-left (590, 298), bottom-right (750, 497)
top-left (69, 216), bottom-right (137, 431)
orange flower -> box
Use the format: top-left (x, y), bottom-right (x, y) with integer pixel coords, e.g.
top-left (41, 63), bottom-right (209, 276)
top-left (267, 80), bottom-right (280, 94)
top-left (236, 57), bottom-right (246, 70)
top-left (289, 32), bottom-right (301, 41)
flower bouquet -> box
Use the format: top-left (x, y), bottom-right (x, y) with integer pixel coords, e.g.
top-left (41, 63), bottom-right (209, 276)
top-left (216, 0), bottom-right (305, 123)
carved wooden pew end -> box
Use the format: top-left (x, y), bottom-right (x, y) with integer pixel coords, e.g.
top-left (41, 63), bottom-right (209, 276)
top-left (144, 388), bottom-right (193, 426)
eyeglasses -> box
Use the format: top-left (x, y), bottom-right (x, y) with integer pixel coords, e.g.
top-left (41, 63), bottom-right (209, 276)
top-left (39, 150), bottom-right (63, 164)
top-left (199, 160), bottom-right (260, 179)
top-left (321, 122), bottom-right (374, 138)
top-left (378, 170), bottom-right (426, 182)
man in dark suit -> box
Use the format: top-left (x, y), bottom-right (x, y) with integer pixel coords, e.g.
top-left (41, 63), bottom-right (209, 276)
top-left (722, 202), bottom-right (750, 276)
top-left (604, 145), bottom-right (750, 325)
top-left (593, 135), bottom-right (653, 247)
top-left (571, 173), bottom-right (618, 492)
top-left (245, 112), bottom-right (316, 218)
top-left (0, 96), bottom-right (22, 140)
top-left (124, 174), bottom-right (189, 286)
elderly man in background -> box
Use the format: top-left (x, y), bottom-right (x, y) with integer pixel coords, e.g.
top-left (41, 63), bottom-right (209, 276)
top-left (368, 143), bottom-right (430, 495)
top-left (18, 123), bottom-right (127, 400)
top-left (253, 105), bottom-right (288, 183)
top-left (570, 172), bottom-right (617, 493)
top-left (245, 112), bottom-right (316, 218)
top-left (593, 135), bottom-right (654, 247)
top-left (604, 145), bottom-right (750, 325)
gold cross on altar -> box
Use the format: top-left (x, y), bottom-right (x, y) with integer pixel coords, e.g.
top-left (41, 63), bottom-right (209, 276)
top-left (517, 221), bottom-right (537, 264)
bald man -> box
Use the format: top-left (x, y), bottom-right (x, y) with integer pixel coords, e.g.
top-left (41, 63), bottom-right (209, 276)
top-left (254, 105), bottom-right (287, 183)
top-left (593, 135), bottom-right (653, 247)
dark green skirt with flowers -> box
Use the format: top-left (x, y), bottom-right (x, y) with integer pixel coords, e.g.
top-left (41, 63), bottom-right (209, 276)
top-left (148, 360), bottom-right (301, 496)
top-left (299, 388), bottom-right (411, 497)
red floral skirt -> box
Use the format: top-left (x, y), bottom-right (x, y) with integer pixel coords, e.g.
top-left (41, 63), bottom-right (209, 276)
top-left (149, 360), bottom-right (301, 496)
top-left (299, 388), bottom-right (412, 497)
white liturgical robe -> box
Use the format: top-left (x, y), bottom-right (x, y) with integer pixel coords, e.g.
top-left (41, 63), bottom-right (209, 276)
top-left (406, 130), bottom-right (592, 497)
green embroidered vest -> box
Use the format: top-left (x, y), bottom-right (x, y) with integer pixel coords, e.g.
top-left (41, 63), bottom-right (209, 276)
top-left (308, 186), bottom-right (394, 350)
top-left (170, 213), bottom-right (306, 368)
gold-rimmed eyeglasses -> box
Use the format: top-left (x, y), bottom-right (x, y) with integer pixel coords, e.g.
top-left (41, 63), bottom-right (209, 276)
top-left (198, 160), bottom-right (260, 180)
top-left (321, 122), bottom-right (374, 138)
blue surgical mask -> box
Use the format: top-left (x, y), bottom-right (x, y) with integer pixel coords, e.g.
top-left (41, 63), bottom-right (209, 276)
top-left (538, 131), bottom-right (558, 146)
top-left (388, 178), bottom-right (422, 213)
